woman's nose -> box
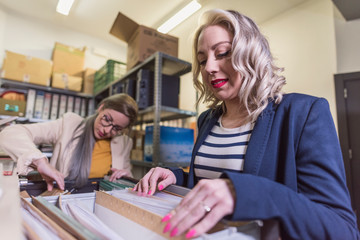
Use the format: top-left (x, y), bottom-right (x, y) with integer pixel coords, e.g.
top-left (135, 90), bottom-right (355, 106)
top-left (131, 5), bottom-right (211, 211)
top-left (103, 125), bottom-right (112, 134)
top-left (205, 57), bottom-right (218, 74)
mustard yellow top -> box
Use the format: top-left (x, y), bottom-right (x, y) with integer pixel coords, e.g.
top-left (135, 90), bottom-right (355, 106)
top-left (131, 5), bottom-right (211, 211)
top-left (89, 139), bottom-right (112, 178)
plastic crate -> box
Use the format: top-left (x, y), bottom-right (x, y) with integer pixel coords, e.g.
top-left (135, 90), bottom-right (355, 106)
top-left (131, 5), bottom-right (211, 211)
top-left (93, 60), bottom-right (126, 93)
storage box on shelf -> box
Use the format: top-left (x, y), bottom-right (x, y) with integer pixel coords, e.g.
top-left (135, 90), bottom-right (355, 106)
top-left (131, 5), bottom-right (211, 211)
top-left (93, 52), bottom-right (196, 168)
top-left (51, 73), bottom-right (82, 92)
top-left (0, 98), bottom-right (26, 117)
top-left (51, 42), bottom-right (85, 92)
top-left (83, 68), bottom-right (96, 95)
top-left (93, 60), bottom-right (126, 95)
top-left (0, 50), bottom-right (52, 87)
top-left (144, 126), bottom-right (194, 166)
top-left (110, 12), bottom-right (178, 71)
top-left (51, 42), bottom-right (85, 77)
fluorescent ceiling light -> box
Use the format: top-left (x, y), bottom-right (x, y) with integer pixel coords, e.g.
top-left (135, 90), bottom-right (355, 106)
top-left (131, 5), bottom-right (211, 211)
top-left (157, 0), bottom-right (201, 34)
top-left (56, 0), bottom-right (75, 16)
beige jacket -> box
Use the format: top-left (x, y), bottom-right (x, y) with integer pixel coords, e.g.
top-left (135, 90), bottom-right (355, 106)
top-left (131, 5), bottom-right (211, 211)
top-left (0, 112), bottom-right (133, 176)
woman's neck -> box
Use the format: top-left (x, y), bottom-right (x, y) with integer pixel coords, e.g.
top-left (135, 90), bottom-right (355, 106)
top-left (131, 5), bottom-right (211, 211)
top-left (221, 101), bottom-right (249, 128)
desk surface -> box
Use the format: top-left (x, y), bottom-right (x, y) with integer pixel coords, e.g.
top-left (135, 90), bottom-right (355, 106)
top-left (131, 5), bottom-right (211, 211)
top-left (0, 168), bottom-right (21, 240)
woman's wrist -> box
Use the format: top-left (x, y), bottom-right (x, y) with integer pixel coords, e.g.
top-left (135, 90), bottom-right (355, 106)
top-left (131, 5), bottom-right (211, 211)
top-left (31, 157), bottom-right (48, 169)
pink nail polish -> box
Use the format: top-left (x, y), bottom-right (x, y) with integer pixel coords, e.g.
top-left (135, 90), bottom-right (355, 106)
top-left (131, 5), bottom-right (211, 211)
top-left (161, 213), bottom-right (172, 222)
top-left (186, 229), bottom-right (196, 239)
top-left (163, 223), bottom-right (171, 233)
top-left (148, 190), bottom-right (152, 195)
top-left (170, 227), bottom-right (178, 237)
top-left (158, 185), bottom-right (164, 191)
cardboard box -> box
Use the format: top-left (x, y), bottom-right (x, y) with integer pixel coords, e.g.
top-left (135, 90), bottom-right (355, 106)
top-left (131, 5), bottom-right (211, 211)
top-left (110, 12), bottom-right (178, 70)
top-left (52, 42), bottom-right (85, 76)
top-left (1, 51), bottom-right (52, 86)
top-left (144, 126), bottom-right (193, 164)
top-left (130, 149), bottom-right (144, 161)
top-left (83, 68), bottom-right (96, 95)
top-left (130, 130), bottom-right (145, 150)
top-left (51, 73), bottom-right (82, 92)
top-left (0, 98), bottom-right (26, 117)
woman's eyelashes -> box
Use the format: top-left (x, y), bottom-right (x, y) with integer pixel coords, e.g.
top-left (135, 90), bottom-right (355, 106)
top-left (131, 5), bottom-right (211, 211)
top-left (198, 50), bottom-right (231, 66)
top-left (217, 50), bottom-right (231, 58)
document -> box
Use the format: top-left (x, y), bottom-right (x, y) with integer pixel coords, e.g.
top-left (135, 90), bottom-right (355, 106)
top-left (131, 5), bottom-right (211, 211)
top-left (61, 199), bottom-right (124, 240)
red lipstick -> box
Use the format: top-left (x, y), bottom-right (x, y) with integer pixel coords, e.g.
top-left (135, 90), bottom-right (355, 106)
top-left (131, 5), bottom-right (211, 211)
top-left (211, 79), bottom-right (228, 88)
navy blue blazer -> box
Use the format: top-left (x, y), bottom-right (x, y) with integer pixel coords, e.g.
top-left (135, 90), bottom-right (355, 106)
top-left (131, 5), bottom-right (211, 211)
top-left (172, 93), bottom-right (359, 239)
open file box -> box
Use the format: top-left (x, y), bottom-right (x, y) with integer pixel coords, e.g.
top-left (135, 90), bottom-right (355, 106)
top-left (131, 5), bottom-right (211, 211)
top-left (23, 186), bottom-right (278, 239)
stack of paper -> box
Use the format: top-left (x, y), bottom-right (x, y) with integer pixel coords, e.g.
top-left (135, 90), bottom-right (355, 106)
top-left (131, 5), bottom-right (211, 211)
top-left (111, 189), bottom-right (182, 216)
top-left (61, 199), bottom-right (123, 240)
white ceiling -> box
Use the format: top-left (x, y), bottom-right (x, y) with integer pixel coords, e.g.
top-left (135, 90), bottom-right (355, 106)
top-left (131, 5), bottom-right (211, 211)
top-left (0, 0), bottom-right (307, 45)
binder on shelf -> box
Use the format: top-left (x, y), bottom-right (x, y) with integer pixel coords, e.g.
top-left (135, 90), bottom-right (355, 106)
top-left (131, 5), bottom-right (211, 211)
top-left (50, 94), bottom-right (59, 120)
top-left (87, 98), bottom-right (95, 116)
top-left (80, 98), bottom-right (86, 117)
top-left (58, 95), bottom-right (67, 117)
top-left (136, 69), bottom-right (179, 110)
top-left (33, 90), bottom-right (45, 119)
top-left (41, 92), bottom-right (52, 120)
top-left (74, 97), bottom-right (81, 115)
top-left (66, 96), bottom-right (74, 113)
top-left (25, 89), bottom-right (36, 118)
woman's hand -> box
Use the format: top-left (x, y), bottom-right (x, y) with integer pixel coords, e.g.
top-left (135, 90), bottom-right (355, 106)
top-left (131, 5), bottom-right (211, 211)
top-left (108, 168), bottom-right (131, 181)
top-left (133, 167), bottom-right (176, 195)
top-left (162, 178), bottom-right (236, 238)
top-left (32, 157), bottom-right (65, 191)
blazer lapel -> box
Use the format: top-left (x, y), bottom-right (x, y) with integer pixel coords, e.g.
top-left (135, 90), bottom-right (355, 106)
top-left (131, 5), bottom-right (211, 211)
top-left (243, 102), bottom-right (275, 175)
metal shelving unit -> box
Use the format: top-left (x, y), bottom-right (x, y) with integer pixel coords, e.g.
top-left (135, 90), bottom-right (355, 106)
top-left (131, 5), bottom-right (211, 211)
top-left (0, 78), bottom-right (92, 98)
top-left (94, 52), bottom-right (196, 169)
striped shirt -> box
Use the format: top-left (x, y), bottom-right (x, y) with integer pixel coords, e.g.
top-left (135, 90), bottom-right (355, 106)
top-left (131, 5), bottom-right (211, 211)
top-left (194, 116), bottom-right (255, 179)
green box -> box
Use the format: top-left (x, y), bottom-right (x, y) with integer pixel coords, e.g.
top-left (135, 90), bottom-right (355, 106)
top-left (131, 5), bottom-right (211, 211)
top-left (93, 60), bottom-right (126, 93)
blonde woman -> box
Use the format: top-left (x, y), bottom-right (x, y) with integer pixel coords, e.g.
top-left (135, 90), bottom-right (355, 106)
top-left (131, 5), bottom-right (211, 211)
top-left (134, 9), bottom-right (359, 239)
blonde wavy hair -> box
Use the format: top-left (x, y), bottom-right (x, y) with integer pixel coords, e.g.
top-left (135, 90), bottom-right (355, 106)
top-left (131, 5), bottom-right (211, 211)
top-left (192, 9), bottom-right (286, 122)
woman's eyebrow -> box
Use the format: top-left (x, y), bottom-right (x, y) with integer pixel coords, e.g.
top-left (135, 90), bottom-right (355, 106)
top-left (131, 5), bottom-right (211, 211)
top-left (106, 113), bottom-right (114, 122)
top-left (197, 41), bottom-right (232, 55)
top-left (211, 41), bottom-right (232, 50)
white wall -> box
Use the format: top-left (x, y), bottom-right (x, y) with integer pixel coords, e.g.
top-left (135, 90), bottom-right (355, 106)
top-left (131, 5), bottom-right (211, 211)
top-left (261, 0), bottom-right (338, 123)
top-left (0, 10), bottom-right (127, 71)
top-left (334, 7), bottom-right (360, 73)
top-left (0, 8), bottom-right (7, 65)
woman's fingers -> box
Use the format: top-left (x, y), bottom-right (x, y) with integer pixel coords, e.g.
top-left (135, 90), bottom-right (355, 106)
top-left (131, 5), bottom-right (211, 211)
top-left (36, 159), bottom-right (65, 191)
top-left (133, 167), bottom-right (176, 195)
top-left (133, 168), bottom-right (154, 193)
top-left (162, 179), bottom-right (235, 237)
top-left (184, 204), bottom-right (226, 238)
top-left (148, 167), bottom-right (176, 195)
top-left (109, 168), bottom-right (130, 182)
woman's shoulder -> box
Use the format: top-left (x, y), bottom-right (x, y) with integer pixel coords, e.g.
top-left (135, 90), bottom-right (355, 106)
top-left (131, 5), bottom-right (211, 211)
top-left (270, 93), bottom-right (331, 118)
top-left (279, 93), bottom-right (328, 108)
top-left (61, 112), bottom-right (84, 121)
top-left (58, 112), bottom-right (84, 129)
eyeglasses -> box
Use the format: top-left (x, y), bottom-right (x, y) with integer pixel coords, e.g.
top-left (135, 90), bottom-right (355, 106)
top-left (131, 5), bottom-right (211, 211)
top-left (100, 114), bottom-right (124, 135)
